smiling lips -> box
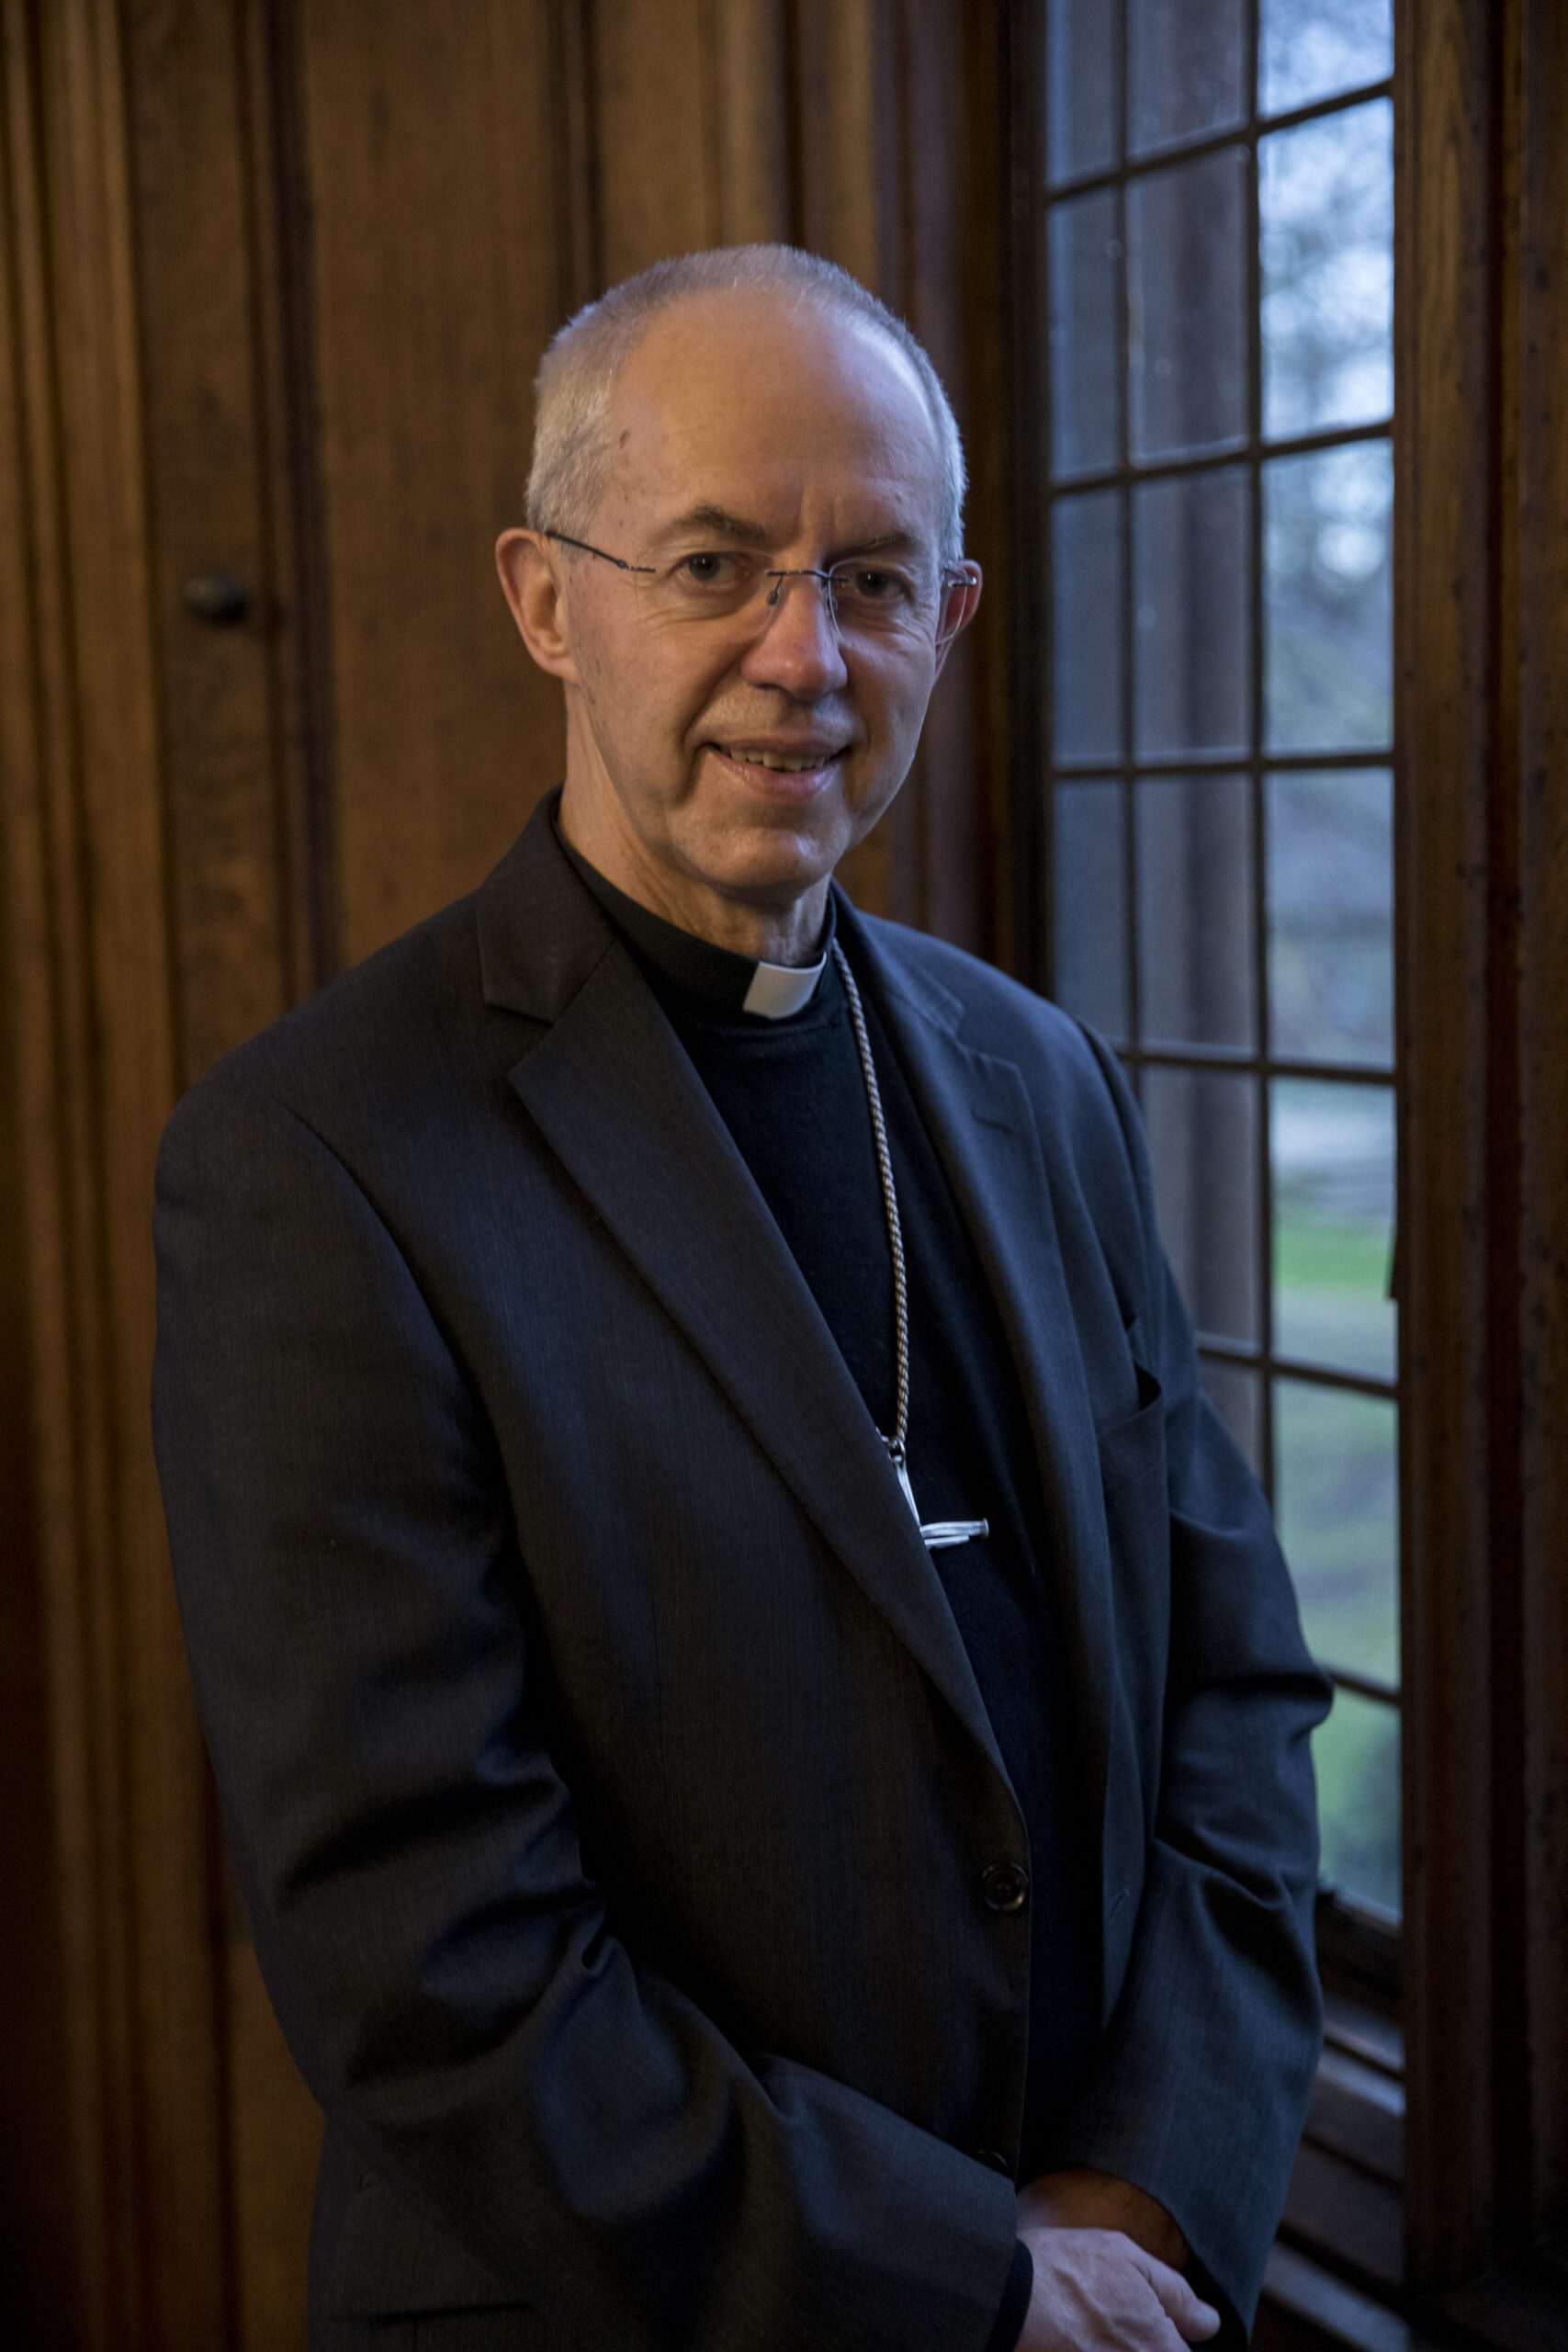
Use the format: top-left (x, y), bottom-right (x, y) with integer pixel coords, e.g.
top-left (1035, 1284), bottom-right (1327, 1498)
top-left (721, 744), bottom-right (845, 774)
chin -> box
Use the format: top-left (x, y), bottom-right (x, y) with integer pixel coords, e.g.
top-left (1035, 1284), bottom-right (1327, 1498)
top-left (672, 791), bottom-right (840, 880)
top-left (696, 825), bottom-right (847, 907)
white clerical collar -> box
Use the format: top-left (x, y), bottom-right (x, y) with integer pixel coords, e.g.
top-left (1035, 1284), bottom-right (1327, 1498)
top-left (740, 955), bottom-right (829, 1020)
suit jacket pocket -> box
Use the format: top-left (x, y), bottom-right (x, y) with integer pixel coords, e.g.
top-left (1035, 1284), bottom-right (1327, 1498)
top-left (1096, 1359), bottom-right (1166, 1502)
top-left (323, 2173), bottom-right (544, 2328)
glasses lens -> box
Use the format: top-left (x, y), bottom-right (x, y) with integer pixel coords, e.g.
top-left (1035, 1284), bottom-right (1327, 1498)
top-left (826, 562), bottom-right (933, 640)
top-left (637, 550), bottom-right (770, 623)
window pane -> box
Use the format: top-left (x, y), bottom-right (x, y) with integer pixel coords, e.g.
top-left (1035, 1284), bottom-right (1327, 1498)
top-left (1128, 0), bottom-right (1247, 157)
top-left (1272, 1079), bottom-right (1394, 1380)
top-left (1268, 769), bottom-right (1393, 1065)
top-left (1134, 467), bottom-right (1251, 756)
top-left (1265, 441), bottom-right (1392, 752)
top-left (1050, 190), bottom-right (1122, 479)
top-left (1053, 491), bottom-right (1124, 761)
top-left (1048, 0), bottom-right (1118, 185)
top-left (1259, 0), bottom-right (1393, 119)
top-left (1261, 101), bottom-right (1393, 440)
top-left (1145, 1068), bottom-right (1259, 1343)
top-left (1201, 1355), bottom-right (1263, 1476)
top-left (1277, 1380), bottom-right (1397, 1682)
top-left (1054, 782), bottom-right (1129, 1040)
top-left (1136, 772), bottom-right (1257, 1049)
top-left (1129, 148), bottom-right (1248, 462)
top-left (1313, 1688), bottom-right (1400, 1914)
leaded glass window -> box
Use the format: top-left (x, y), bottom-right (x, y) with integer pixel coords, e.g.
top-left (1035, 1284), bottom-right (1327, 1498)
top-left (1043, 0), bottom-right (1398, 1917)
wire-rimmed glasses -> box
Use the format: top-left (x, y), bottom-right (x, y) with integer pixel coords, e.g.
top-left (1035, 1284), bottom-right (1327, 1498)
top-left (544, 530), bottom-right (978, 655)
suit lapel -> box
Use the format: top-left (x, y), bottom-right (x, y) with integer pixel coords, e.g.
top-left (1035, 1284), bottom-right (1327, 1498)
top-left (478, 809), bottom-right (1007, 1782)
top-left (843, 905), bottom-right (1119, 1852)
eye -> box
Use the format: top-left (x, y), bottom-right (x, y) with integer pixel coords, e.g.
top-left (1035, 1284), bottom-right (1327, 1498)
top-left (838, 565), bottom-right (914, 604)
top-left (678, 551), bottom-right (741, 587)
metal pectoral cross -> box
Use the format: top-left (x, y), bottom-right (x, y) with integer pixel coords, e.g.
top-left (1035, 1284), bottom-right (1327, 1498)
top-left (890, 1442), bottom-right (990, 1553)
top-left (832, 944), bottom-right (990, 1556)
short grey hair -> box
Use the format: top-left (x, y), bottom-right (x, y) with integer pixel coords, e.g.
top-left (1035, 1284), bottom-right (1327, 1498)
top-left (525, 244), bottom-right (966, 566)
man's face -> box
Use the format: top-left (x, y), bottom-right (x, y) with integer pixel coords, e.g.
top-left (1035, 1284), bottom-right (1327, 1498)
top-left (502, 290), bottom-right (977, 938)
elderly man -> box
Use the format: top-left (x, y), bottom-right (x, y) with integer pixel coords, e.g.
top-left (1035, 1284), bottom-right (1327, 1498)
top-left (153, 246), bottom-right (1328, 2352)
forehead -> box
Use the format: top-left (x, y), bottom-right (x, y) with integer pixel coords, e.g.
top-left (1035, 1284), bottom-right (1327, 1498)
top-left (596, 290), bottom-right (944, 542)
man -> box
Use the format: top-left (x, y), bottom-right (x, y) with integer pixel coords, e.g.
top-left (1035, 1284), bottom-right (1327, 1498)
top-left (153, 246), bottom-right (1329, 2352)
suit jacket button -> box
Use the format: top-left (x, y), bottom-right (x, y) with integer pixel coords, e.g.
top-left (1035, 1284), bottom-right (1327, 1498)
top-left (982, 1861), bottom-right (1030, 1912)
top-left (974, 2147), bottom-right (1014, 2177)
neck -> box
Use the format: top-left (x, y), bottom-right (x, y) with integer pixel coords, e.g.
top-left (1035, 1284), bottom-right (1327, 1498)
top-left (558, 779), bottom-right (832, 967)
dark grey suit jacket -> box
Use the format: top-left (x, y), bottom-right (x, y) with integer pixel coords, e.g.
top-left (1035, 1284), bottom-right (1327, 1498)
top-left (152, 799), bottom-right (1329, 2351)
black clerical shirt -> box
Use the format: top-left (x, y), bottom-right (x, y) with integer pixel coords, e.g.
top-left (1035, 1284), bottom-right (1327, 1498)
top-left (559, 834), bottom-right (1101, 2352)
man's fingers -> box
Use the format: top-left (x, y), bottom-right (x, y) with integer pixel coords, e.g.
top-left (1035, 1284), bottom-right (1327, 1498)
top-left (1134, 2247), bottom-right (1221, 2343)
top-left (1019, 2227), bottom-right (1221, 2352)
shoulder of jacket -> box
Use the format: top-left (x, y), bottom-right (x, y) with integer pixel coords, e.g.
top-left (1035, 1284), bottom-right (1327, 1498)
top-left (855, 910), bottom-right (1108, 1075)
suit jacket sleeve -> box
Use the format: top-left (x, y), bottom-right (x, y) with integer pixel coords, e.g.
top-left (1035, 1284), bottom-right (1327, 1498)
top-left (152, 1076), bottom-right (1018, 2352)
top-left (1043, 1029), bottom-right (1332, 2335)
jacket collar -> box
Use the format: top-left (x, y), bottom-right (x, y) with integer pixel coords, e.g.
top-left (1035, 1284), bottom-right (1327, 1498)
top-left (476, 793), bottom-right (616, 1023)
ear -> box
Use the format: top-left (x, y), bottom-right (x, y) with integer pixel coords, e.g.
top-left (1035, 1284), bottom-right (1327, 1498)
top-left (495, 528), bottom-right (580, 683)
top-left (931, 564), bottom-right (983, 684)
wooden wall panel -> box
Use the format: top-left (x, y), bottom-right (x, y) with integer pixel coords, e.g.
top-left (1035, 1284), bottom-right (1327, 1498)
top-left (299, 0), bottom-right (567, 967)
top-left (0, 3), bottom-right (227, 2344)
top-left (224, 1936), bottom-right (322, 2352)
top-left (796, 0), bottom-right (908, 927)
top-left (594, 0), bottom-right (716, 279)
top-left (705, 0), bottom-right (790, 245)
top-left (1514, 0), bottom-right (1568, 2250)
top-left (794, 0), bottom-right (901, 293)
top-left (0, 21), bottom-right (82, 2332)
top-left (120, 0), bottom-right (298, 1082)
top-left (0, 5), bottom-right (1011, 2344)
top-left (593, 0), bottom-right (792, 270)
top-left (1394, 0), bottom-right (1500, 2282)
top-left (899, 0), bottom-right (988, 956)
top-left (951, 4), bottom-right (1015, 972)
top-left (118, 7), bottom-right (335, 2342)
top-left (1396, 0), bottom-right (1568, 2301)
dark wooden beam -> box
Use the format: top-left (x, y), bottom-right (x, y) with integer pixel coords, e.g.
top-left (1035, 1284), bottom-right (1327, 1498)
top-left (1397, 0), bottom-right (1568, 2299)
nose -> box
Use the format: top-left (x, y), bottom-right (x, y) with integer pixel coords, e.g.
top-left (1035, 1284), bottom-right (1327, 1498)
top-left (739, 571), bottom-right (850, 697)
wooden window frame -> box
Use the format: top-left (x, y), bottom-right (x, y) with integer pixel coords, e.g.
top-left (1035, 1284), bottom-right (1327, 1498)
top-left (1003, 0), bottom-right (1568, 2335)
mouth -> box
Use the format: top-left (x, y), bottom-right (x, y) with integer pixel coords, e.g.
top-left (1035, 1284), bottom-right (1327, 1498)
top-left (714, 742), bottom-right (849, 777)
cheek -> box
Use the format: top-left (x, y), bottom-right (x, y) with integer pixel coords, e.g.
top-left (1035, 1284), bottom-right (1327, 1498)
top-left (594, 631), bottom-right (726, 752)
top-left (578, 631), bottom-right (672, 761)
top-left (854, 657), bottom-right (934, 767)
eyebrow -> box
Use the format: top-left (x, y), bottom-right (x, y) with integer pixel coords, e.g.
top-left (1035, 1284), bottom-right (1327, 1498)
top-left (655, 508), bottom-right (925, 562)
top-left (658, 505), bottom-right (773, 547)
top-left (828, 529), bottom-right (922, 560)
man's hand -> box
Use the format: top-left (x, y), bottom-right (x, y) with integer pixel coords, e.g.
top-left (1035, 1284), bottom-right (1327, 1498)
top-left (1013, 2169), bottom-right (1219, 2352)
top-left (1016, 2227), bottom-right (1221, 2352)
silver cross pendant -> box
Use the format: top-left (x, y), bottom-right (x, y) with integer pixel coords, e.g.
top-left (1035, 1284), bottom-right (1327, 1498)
top-left (890, 1444), bottom-right (989, 1552)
